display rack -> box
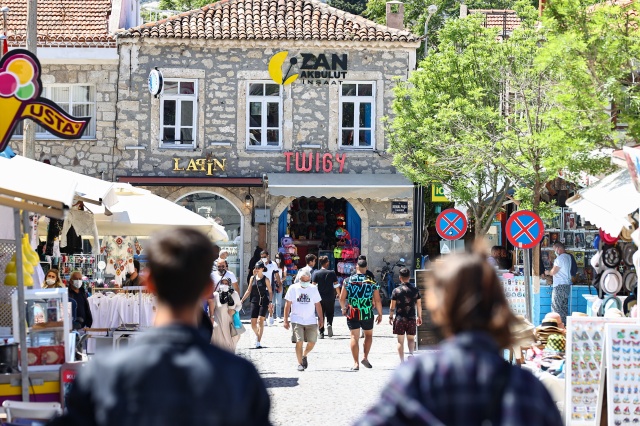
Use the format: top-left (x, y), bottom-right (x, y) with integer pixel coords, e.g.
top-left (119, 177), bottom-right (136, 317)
top-left (11, 288), bottom-right (72, 372)
top-left (56, 254), bottom-right (105, 284)
top-left (499, 273), bottom-right (529, 317)
top-left (605, 323), bottom-right (640, 425)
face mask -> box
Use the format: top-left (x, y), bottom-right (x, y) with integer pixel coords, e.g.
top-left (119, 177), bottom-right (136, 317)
top-left (219, 284), bottom-right (230, 292)
top-left (300, 281), bottom-right (310, 288)
top-left (217, 268), bottom-right (226, 275)
top-left (72, 280), bottom-right (82, 288)
top-left (45, 278), bottom-right (56, 285)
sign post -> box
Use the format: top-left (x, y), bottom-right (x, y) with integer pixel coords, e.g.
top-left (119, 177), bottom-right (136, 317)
top-left (435, 208), bottom-right (468, 255)
top-left (505, 210), bottom-right (545, 322)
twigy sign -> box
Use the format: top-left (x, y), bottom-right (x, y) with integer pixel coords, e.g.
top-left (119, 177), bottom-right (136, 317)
top-left (284, 151), bottom-right (346, 173)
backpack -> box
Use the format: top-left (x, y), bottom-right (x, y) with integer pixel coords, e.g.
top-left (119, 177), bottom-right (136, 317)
top-left (569, 253), bottom-right (578, 277)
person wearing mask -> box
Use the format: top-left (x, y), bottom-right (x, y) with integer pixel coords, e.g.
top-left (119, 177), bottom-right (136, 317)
top-left (269, 253), bottom-right (286, 324)
top-left (340, 259), bottom-right (383, 371)
top-left (42, 269), bottom-right (64, 289)
top-left (48, 228), bottom-right (271, 426)
top-left (389, 267), bottom-right (422, 361)
top-left (240, 260), bottom-right (273, 349)
top-left (68, 270), bottom-right (93, 330)
top-left (209, 277), bottom-right (243, 353)
top-left (123, 260), bottom-right (141, 287)
top-left (355, 253), bottom-right (562, 426)
top-left (284, 269), bottom-right (323, 371)
top-left (312, 256), bottom-right (339, 339)
top-left (260, 251), bottom-right (282, 326)
top-left (212, 258), bottom-right (240, 294)
top-left (545, 242), bottom-right (572, 324)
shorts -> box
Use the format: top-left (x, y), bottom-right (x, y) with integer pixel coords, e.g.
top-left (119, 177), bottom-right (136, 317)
top-left (393, 317), bottom-right (417, 336)
top-left (347, 317), bottom-right (374, 331)
top-left (251, 302), bottom-right (269, 319)
top-left (292, 323), bottom-right (318, 343)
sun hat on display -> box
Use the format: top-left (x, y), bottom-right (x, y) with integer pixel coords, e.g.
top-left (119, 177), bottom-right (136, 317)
top-left (634, 249), bottom-right (640, 272)
top-left (600, 268), bottom-right (623, 294)
top-left (600, 229), bottom-right (619, 245)
top-left (590, 251), bottom-right (604, 274)
top-left (623, 269), bottom-right (638, 293)
top-left (602, 245), bottom-right (622, 268)
top-left (623, 242), bottom-right (637, 267)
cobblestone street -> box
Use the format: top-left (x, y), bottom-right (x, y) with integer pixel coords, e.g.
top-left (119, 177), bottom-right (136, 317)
top-left (236, 304), bottom-right (403, 426)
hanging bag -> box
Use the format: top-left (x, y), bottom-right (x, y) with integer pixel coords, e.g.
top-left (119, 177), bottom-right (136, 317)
top-left (351, 238), bottom-right (360, 259)
top-left (341, 239), bottom-right (354, 260)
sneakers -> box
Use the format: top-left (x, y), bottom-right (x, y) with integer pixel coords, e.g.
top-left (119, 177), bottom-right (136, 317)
top-left (278, 318), bottom-right (284, 323)
top-left (302, 356), bottom-right (308, 369)
top-left (327, 324), bottom-right (333, 337)
top-left (297, 364), bottom-right (305, 371)
top-left (319, 332), bottom-right (325, 339)
top-left (255, 341), bottom-right (262, 349)
top-left (268, 316), bottom-right (275, 326)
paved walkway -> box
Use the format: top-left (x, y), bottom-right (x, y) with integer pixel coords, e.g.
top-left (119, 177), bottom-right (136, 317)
top-left (236, 305), bottom-right (408, 426)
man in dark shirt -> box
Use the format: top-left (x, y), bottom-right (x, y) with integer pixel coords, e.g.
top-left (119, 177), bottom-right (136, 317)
top-left (123, 259), bottom-right (141, 287)
top-left (312, 256), bottom-right (339, 339)
top-left (68, 270), bottom-right (92, 329)
top-left (49, 228), bottom-right (271, 426)
top-left (389, 267), bottom-right (422, 361)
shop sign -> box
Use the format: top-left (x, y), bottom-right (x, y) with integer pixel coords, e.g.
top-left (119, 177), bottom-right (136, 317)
top-left (172, 157), bottom-right (226, 175)
top-left (268, 51), bottom-right (348, 86)
top-left (284, 151), bottom-right (346, 173)
top-left (432, 183), bottom-right (449, 202)
top-left (0, 49), bottom-right (91, 152)
top-left (148, 68), bottom-right (164, 97)
top-left (391, 201), bottom-right (408, 214)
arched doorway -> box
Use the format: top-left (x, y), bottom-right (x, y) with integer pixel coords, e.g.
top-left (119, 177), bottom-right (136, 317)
top-left (175, 192), bottom-right (243, 281)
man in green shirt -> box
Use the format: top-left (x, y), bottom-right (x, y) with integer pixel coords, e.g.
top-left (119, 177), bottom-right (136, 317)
top-left (339, 259), bottom-right (383, 371)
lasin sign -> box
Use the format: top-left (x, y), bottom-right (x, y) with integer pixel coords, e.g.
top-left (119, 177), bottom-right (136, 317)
top-left (268, 51), bottom-right (348, 86)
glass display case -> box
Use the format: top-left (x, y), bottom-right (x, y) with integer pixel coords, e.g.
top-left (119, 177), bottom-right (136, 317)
top-left (12, 288), bottom-right (72, 371)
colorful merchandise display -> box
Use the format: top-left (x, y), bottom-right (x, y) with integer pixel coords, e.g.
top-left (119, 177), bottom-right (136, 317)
top-left (605, 323), bottom-right (640, 426)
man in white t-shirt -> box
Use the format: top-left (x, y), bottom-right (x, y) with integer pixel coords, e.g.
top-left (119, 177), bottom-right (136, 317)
top-left (545, 242), bottom-right (572, 323)
top-left (284, 270), bottom-right (323, 372)
top-left (211, 259), bottom-right (239, 294)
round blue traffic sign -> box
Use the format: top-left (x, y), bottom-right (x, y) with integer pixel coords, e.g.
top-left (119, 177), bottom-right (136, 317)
top-left (436, 208), bottom-right (468, 240)
top-left (506, 210), bottom-right (544, 249)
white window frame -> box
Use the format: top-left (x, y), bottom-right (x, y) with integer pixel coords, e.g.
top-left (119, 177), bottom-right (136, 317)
top-left (12, 84), bottom-right (96, 139)
top-left (245, 81), bottom-right (283, 150)
top-left (338, 81), bottom-right (376, 149)
top-left (159, 78), bottom-right (198, 149)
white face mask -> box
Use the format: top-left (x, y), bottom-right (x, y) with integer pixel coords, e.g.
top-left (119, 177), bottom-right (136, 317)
top-left (72, 280), bottom-right (82, 288)
top-left (219, 284), bottom-right (230, 292)
top-left (300, 281), bottom-right (310, 288)
top-left (45, 278), bottom-right (56, 285)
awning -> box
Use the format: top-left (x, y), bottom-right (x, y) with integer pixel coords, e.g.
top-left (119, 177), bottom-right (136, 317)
top-left (566, 168), bottom-right (640, 237)
top-left (266, 173), bottom-right (414, 199)
top-left (117, 176), bottom-right (264, 187)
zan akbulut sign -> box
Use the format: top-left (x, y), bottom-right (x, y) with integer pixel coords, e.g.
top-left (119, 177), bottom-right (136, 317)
top-left (269, 51), bottom-right (348, 86)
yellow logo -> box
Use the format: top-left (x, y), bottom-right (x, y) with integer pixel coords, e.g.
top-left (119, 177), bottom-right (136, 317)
top-left (268, 51), bottom-right (299, 85)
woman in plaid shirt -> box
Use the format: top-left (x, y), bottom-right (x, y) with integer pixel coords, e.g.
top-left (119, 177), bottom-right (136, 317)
top-left (355, 253), bottom-right (562, 426)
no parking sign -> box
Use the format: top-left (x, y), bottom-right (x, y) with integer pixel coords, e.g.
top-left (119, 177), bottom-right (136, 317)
top-left (506, 210), bottom-right (544, 249)
top-left (436, 209), bottom-right (468, 240)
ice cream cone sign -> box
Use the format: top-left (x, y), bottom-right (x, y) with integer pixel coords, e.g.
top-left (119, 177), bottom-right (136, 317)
top-left (0, 49), bottom-right (90, 152)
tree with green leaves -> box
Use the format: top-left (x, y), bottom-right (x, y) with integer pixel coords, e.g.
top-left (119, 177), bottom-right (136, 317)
top-left (159, 0), bottom-right (213, 11)
top-left (540, 0), bottom-right (640, 148)
top-left (329, 0), bottom-right (368, 16)
top-left (389, 2), bottom-right (612, 281)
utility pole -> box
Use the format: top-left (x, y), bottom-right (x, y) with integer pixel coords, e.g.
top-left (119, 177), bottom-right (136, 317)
top-left (23, 0), bottom-right (36, 159)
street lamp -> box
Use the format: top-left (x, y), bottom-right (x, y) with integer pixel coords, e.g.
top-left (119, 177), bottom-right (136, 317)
top-left (424, 4), bottom-right (438, 57)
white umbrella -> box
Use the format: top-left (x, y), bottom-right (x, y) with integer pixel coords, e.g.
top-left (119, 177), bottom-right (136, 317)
top-left (86, 185), bottom-right (215, 236)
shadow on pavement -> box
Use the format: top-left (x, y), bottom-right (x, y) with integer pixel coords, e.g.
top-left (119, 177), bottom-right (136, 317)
top-left (263, 377), bottom-right (300, 388)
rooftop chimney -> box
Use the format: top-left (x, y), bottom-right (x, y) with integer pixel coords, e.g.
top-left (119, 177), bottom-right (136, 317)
top-left (460, 3), bottom-right (468, 18)
top-left (386, 1), bottom-right (405, 30)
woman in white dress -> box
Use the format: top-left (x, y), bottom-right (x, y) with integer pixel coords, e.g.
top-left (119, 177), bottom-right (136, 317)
top-left (209, 277), bottom-right (244, 352)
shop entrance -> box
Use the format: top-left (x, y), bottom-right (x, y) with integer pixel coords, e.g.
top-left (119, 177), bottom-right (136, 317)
top-left (278, 196), bottom-right (361, 284)
top-left (175, 192), bottom-right (243, 281)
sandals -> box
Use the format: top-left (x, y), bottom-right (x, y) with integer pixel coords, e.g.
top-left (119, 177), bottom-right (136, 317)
top-left (361, 359), bottom-right (372, 369)
top-left (351, 366), bottom-right (359, 371)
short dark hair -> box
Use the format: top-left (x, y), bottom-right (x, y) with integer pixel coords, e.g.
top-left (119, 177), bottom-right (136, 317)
top-left (357, 259), bottom-right (367, 268)
top-left (133, 259), bottom-right (140, 273)
top-left (260, 250), bottom-right (269, 257)
top-left (490, 246), bottom-right (501, 255)
top-left (553, 241), bottom-right (565, 250)
top-left (305, 254), bottom-right (317, 265)
top-left (399, 267), bottom-right (410, 278)
top-left (358, 255), bottom-right (367, 261)
top-left (147, 228), bottom-right (215, 309)
top-left (319, 255), bottom-right (330, 267)
top-left (420, 253), bottom-right (515, 349)
top-left (254, 260), bottom-right (267, 270)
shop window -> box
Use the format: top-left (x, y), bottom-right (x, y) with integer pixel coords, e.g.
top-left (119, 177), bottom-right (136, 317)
top-left (160, 79), bottom-right (198, 148)
top-left (339, 82), bottom-right (375, 149)
top-left (12, 84), bottom-right (96, 139)
top-left (246, 82), bottom-right (282, 149)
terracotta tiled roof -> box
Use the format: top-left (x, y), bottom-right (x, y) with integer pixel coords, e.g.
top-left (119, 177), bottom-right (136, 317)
top-left (3, 0), bottom-right (115, 48)
top-left (469, 9), bottom-right (521, 32)
top-left (120, 0), bottom-right (419, 43)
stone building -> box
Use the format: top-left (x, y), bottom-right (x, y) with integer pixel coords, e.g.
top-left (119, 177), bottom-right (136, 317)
top-left (111, 0), bottom-right (420, 286)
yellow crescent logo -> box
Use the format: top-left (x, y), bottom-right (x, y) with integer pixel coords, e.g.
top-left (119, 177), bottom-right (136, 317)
top-left (268, 51), bottom-right (299, 85)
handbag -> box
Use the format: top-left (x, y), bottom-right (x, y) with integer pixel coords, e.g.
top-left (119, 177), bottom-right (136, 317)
top-left (342, 240), bottom-right (354, 259)
top-left (334, 246), bottom-right (343, 259)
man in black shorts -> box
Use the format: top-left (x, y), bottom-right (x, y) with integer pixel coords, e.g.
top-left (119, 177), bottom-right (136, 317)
top-left (312, 255), bottom-right (340, 339)
top-left (389, 267), bottom-right (422, 361)
top-left (340, 259), bottom-right (382, 371)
